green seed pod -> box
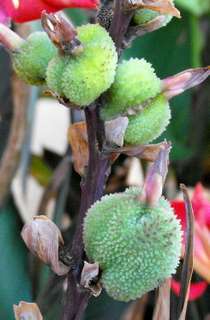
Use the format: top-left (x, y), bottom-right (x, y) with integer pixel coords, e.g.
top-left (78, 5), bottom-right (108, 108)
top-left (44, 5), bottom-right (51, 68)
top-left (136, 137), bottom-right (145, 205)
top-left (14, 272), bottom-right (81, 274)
top-left (83, 187), bottom-right (182, 302)
top-left (46, 55), bottom-right (68, 95)
top-left (101, 58), bottom-right (161, 120)
top-left (62, 24), bottom-right (118, 107)
top-left (124, 94), bottom-right (171, 145)
top-left (13, 32), bottom-right (56, 85)
top-left (133, 9), bottom-right (172, 27)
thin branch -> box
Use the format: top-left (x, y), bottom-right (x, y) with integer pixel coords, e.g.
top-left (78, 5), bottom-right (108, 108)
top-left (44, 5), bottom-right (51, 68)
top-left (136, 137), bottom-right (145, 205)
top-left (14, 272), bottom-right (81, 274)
top-left (0, 74), bottom-right (29, 206)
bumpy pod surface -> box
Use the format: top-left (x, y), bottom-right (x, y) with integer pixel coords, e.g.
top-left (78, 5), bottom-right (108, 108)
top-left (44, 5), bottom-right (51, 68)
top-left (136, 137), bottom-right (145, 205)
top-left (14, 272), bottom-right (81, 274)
top-left (101, 58), bottom-right (161, 120)
top-left (13, 32), bottom-right (56, 85)
top-left (84, 187), bottom-right (182, 302)
top-left (124, 94), bottom-right (171, 145)
top-left (62, 24), bottom-right (118, 106)
top-left (46, 55), bottom-right (68, 95)
top-left (133, 9), bottom-right (172, 26)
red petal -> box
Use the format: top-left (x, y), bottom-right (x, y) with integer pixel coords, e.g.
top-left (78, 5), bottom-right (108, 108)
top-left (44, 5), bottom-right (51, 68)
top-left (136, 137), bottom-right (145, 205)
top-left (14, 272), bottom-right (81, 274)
top-left (45, 0), bottom-right (99, 9)
top-left (192, 183), bottom-right (210, 226)
top-left (3, 0), bottom-right (99, 23)
top-left (170, 200), bottom-right (186, 230)
top-left (171, 279), bottom-right (208, 300)
top-left (3, 0), bottom-right (56, 22)
top-left (192, 183), bottom-right (205, 216)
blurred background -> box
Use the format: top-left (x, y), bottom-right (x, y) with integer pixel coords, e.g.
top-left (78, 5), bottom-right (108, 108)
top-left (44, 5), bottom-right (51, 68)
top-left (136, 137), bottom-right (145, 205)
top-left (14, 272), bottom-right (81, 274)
top-left (0, 2), bottom-right (210, 319)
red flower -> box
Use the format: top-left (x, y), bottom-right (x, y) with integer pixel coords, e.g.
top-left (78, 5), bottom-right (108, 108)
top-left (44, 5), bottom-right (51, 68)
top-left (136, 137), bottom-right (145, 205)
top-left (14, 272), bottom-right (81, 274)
top-left (171, 183), bottom-right (210, 300)
top-left (171, 279), bottom-right (208, 301)
top-left (1, 0), bottom-right (99, 23)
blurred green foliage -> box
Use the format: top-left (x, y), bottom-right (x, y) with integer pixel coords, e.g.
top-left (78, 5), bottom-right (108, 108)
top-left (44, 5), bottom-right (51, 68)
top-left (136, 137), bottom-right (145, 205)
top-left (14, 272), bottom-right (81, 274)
top-left (0, 200), bottom-right (32, 319)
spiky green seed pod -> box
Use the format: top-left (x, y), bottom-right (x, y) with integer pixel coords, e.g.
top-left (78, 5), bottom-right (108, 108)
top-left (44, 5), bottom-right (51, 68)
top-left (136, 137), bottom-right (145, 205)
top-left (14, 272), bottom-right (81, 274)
top-left (13, 32), bottom-right (56, 85)
top-left (133, 9), bottom-right (172, 27)
top-left (62, 24), bottom-right (118, 107)
top-left (46, 55), bottom-right (68, 95)
top-left (101, 58), bottom-right (161, 120)
top-left (124, 94), bottom-right (171, 145)
top-left (83, 187), bottom-right (182, 302)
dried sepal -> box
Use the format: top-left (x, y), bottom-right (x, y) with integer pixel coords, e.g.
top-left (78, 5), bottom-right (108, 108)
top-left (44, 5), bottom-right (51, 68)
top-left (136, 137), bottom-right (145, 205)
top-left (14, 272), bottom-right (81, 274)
top-left (105, 117), bottom-right (129, 147)
top-left (80, 261), bottom-right (102, 297)
top-left (13, 301), bottom-right (43, 320)
top-left (107, 141), bottom-right (169, 161)
top-left (123, 15), bottom-right (168, 48)
top-left (21, 215), bottom-right (70, 276)
top-left (162, 67), bottom-right (210, 99)
top-left (140, 142), bottom-right (171, 206)
top-left (41, 11), bottom-right (83, 56)
top-left (124, 0), bottom-right (180, 18)
top-left (68, 122), bottom-right (89, 176)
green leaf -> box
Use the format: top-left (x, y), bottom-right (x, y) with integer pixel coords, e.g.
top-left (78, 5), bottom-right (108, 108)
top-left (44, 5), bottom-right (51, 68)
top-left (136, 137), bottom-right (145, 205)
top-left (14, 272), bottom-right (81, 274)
top-left (0, 200), bottom-right (32, 319)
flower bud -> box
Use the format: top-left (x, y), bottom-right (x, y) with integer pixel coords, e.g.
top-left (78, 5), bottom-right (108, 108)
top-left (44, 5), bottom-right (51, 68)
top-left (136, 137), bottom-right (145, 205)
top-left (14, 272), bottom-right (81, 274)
top-left (21, 215), bottom-right (70, 276)
top-left (141, 143), bottom-right (171, 206)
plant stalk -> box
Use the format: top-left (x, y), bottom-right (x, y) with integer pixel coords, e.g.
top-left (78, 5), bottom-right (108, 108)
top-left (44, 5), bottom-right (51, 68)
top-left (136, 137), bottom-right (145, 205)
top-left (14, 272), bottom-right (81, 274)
top-left (63, 1), bottom-right (134, 318)
top-left (63, 105), bottom-right (110, 320)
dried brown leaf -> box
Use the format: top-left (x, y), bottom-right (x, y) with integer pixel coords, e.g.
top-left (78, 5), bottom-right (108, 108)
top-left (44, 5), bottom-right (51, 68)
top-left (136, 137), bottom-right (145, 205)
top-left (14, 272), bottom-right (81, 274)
top-left (105, 117), bottom-right (129, 147)
top-left (14, 301), bottom-right (43, 320)
top-left (68, 122), bottom-right (89, 176)
top-left (80, 261), bottom-right (102, 297)
top-left (152, 279), bottom-right (171, 320)
top-left (107, 141), bottom-right (169, 161)
top-left (21, 216), bottom-right (70, 276)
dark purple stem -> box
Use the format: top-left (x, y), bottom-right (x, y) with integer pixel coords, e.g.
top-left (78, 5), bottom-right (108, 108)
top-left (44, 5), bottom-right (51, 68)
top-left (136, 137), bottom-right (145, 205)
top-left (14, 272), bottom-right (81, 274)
top-left (63, 106), bottom-right (110, 320)
top-left (63, 1), bottom-right (134, 319)
top-left (109, 0), bottom-right (134, 52)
